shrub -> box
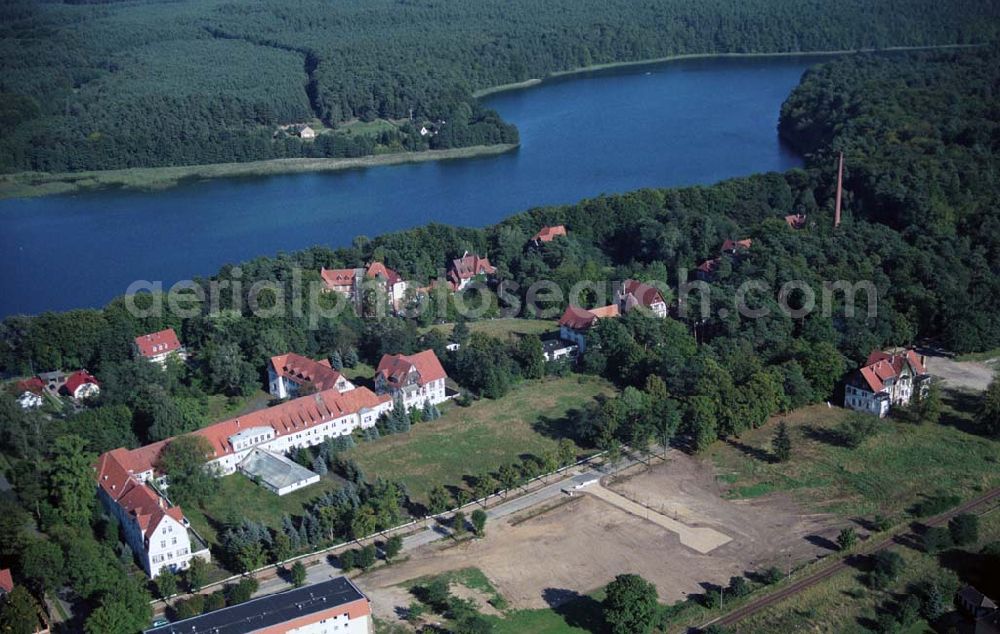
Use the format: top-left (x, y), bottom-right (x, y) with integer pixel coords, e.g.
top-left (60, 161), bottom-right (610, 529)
top-left (204, 590), bottom-right (226, 612)
top-left (948, 513), bottom-right (979, 546)
top-left (922, 526), bottom-right (952, 553)
top-left (868, 551), bottom-right (904, 589)
top-left (173, 595), bottom-right (205, 620)
top-left (837, 527), bottom-right (857, 551)
top-left (728, 576), bottom-right (750, 598)
top-left (762, 567), bottom-right (784, 585)
top-left (339, 549), bottom-right (357, 570)
top-left (911, 494), bottom-right (960, 518)
top-left (837, 413), bottom-right (880, 448)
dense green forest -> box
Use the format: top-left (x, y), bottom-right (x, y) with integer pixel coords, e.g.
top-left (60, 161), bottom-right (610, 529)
top-left (2, 0), bottom-right (999, 172)
top-left (2, 45), bottom-right (1000, 634)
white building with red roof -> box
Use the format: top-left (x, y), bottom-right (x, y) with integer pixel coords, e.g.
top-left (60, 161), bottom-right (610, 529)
top-left (97, 386), bottom-right (394, 573)
top-left (375, 350), bottom-right (448, 411)
top-left (558, 304), bottom-right (620, 353)
top-left (268, 353), bottom-right (355, 399)
top-left (61, 370), bottom-right (100, 401)
top-left (618, 279), bottom-right (668, 318)
top-left (448, 252), bottom-right (496, 291)
top-left (320, 262), bottom-right (410, 312)
top-left (95, 449), bottom-right (210, 577)
top-left (135, 328), bottom-right (187, 367)
top-left (844, 348), bottom-right (930, 417)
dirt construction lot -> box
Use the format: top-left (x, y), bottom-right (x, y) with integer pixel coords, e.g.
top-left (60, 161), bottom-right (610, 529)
top-left (922, 351), bottom-right (996, 392)
top-left (357, 452), bottom-right (841, 619)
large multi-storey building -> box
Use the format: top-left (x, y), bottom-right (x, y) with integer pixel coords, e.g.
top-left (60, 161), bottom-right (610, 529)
top-left (844, 348), bottom-right (930, 418)
top-left (374, 349), bottom-right (448, 412)
top-left (268, 353), bottom-right (355, 399)
top-left (320, 262), bottom-right (409, 312)
top-left (146, 576), bottom-right (373, 634)
top-left (96, 386), bottom-right (392, 575)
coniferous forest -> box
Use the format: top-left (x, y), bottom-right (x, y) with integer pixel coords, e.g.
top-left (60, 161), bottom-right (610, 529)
top-left (1, 0), bottom-right (998, 172)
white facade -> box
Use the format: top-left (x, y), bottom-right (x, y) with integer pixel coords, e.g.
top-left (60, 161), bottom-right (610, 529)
top-left (844, 351), bottom-right (929, 418)
top-left (16, 391), bottom-right (43, 409)
top-left (146, 347), bottom-right (188, 367)
top-left (287, 612), bottom-right (371, 634)
top-left (376, 376), bottom-right (447, 412)
top-left (206, 403), bottom-right (390, 477)
top-left (268, 366), bottom-right (355, 399)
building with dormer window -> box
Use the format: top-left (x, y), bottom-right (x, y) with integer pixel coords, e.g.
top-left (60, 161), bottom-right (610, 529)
top-left (375, 349), bottom-right (448, 412)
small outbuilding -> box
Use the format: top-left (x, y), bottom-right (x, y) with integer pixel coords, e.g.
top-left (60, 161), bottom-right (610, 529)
top-left (238, 448), bottom-right (320, 496)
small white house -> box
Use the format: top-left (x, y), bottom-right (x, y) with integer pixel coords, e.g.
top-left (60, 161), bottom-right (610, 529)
top-left (375, 349), bottom-right (449, 412)
top-left (844, 349), bottom-right (930, 418)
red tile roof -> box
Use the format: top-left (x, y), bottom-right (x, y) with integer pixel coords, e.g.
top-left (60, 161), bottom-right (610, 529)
top-left (857, 349), bottom-right (927, 392)
top-left (721, 238), bottom-right (753, 252)
top-left (15, 377), bottom-right (44, 394)
top-left (95, 449), bottom-right (185, 541)
top-left (0, 568), bottom-right (12, 594)
top-left (784, 214), bottom-right (807, 229)
top-left (135, 328), bottom-right (182, 358)
top-left (448, 252), bottom-right (496, 285)
top-left (558, 304), bottom-right (619, 330)
top-left (696, 258), bottom-right (720, 274)
top-left (98, 388), bottom-right (391, 476)
top-left (532, 225), bottom-right (567, 243)
top-left (63, 370), bottom-right (99, 397)
top-left (621, 279), bottom-right (666, 309)
top-left (270, 353), bottom-right (347, 392)
top-left (365, 262), bottom-right (402, 285)
top-left (320, 267), bottom-right (358, 290)
top-left (377, 350), bottom-right (447, 388)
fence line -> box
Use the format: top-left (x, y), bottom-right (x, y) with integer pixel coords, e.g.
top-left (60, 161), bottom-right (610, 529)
top-left (152, 448), bottom-right (615, 605)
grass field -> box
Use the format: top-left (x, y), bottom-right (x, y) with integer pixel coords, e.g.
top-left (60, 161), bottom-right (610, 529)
top-left (735, 509), bottom-right (1000, 633)
top-left (425, 318), bottom-right (559, 341)
top-left (707, 393), bottom-right (1000, 518)
top-left (346, 375), bottom-right (613, 504)
top-left (184, 472), bottom-right (341, 546)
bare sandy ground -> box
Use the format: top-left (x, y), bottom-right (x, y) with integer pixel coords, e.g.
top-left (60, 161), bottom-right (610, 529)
top-left (922, 351), bottom-right (995, 392)
top-left (358, 452), bottom-right (840, 621)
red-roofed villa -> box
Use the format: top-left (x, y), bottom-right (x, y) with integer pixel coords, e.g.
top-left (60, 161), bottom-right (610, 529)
top-left (268, 353), bottom-right (355, 399)
top-left (135, 328), bottom-right (187, 366)
top-left (375, 349), bottom-right (449, 411)
top-left (61, 370), bottom-right (100, 401)
top-left (531, 225), bottom-right (567, 245)
top-left (844, 348), bottom-right (930, 417)
top-left (558, 304), bottom-right (619, 352)
top-left (448, 252), bottom-right (496, 291)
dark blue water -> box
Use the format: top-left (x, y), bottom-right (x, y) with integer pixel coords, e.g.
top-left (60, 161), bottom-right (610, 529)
top-left (0, 55), bottom-right (819, 317)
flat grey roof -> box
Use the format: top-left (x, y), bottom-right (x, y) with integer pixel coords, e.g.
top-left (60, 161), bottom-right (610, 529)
top-left (145, 576), bottom-right (366, 634)
top-left (239, 448), bottom-right (317, 490)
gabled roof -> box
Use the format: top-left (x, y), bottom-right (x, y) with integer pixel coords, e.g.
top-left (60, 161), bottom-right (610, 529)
top-left (135, 328), bottom-right (182, 358)
top-left (857, 348), bottom-right (927, 392)
top-left (784, 213), bottom-right (807, 229)
top-left (15, 377), bottom-right (44, 394)
top-left (270, 353), bottom-right (347, 392)
top-left (448, 252), bottom-right (496, 284)
top-left (0, 568), bottom-right (12, 594)
top-left (97, 388), bottom-right (390, 475)
top-left (63, 370), bottom-right (99, 396)
top-left (558, 304), bottom-right (619, 330)
top-left (377, 350), bottom-right (447, 387)
top-left (320, 267), bottom-right (359, 289)
top-left (958, 585), bottom-right (997, 610)
top-left (621, 279), bottom-right (666, 308)
top-left (365, 262), bottom-right (402, 285)
top-left (721, 238), bottom-right (753, 253)
top-left (95, 449), bottom-right (185, 541)
top-left (696, 258), bottom-right (720, 274)
top-left (532, 225), bottom-right (567, 243)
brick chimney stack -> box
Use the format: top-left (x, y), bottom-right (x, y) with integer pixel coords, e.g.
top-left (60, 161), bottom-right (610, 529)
top-left (834, 152), bottom-right (844, 228)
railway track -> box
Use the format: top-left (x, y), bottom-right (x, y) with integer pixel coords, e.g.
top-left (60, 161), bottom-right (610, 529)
top-left (699, 486), bottom-right (1000, 632)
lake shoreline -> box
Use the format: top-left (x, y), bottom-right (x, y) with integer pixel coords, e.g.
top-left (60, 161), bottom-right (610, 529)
top-left (0, 144), bottom-right (519, 201)
top-left (471, 43), bottom-right (981, 98)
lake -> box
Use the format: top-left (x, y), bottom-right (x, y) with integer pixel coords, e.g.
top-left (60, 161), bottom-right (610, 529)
top-left (0, 55), bottom-right (822, 317)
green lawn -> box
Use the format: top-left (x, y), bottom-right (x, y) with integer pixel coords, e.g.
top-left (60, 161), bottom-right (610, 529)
top-left (425, 318), bottom-right (559, 341)
top-left (707, 392), bottom-right (1000, 518)
top-left (185, 472), bottom-right (341, 546)
top-left (346, 375), bottom-right (614, 504)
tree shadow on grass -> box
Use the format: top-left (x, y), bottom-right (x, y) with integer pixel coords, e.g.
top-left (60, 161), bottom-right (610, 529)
top-left (722, 437), bottom-right (774, 463)
top-left (937, 548), bottom-right (1000, 599)
top-left (801, 424), bottom-right (849, 448)
top-left (939, 389), bottom-right (985, 435)
top-left (532, 408), bottom-right (588, 444)
top-left (541, 588), bottom-right (607, 633)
